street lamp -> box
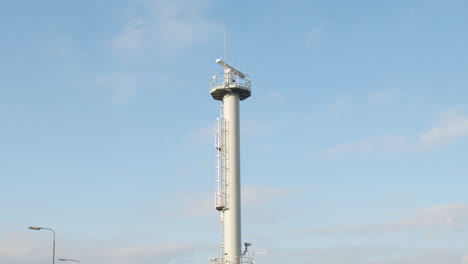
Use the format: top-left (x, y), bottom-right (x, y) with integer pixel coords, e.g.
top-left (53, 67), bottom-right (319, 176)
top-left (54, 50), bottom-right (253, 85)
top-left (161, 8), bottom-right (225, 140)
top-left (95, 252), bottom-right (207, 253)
top-left (59, 258), bottom-right (81, 263)
top-left (28, 226), bottom-right (56, 264)
top-left (243, 242), bottom-right (252, 255)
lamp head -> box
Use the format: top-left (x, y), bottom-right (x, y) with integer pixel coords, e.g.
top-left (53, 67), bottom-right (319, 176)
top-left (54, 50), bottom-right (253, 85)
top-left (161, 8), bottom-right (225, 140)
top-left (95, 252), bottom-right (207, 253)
top-left (243, 242), bottom-right (253, 255)
top-left (58, 259), bottom-right (80, 263)
top-left (28, 226), bottom-right (41, 230)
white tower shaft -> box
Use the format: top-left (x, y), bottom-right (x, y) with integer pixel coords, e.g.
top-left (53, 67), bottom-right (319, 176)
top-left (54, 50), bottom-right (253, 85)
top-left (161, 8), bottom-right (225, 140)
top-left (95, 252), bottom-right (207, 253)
top-left (223, 92), bottom-right (241, 264)
top-left (209, 59), bottom-right (252, 264)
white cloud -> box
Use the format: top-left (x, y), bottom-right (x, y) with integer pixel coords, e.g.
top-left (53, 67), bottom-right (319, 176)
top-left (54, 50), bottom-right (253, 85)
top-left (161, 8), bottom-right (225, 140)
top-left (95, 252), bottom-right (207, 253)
top-left (187, 120), bottom-right (274, 143)
top-left (112, 18), bottom-right (146, 54)
top-left (98, 241), bottom-right (194, 264)
top-left (0, 231), bottom-right (198, 264)
top-left (170, 191), bottom-right (213, 218)
top-left (111, 0), bottom-right (222, 56)
top-left (321, 105), bottom-right (468, 156)
top-left (4, 228), bottom-right (465, 264)
top-left (242, 184), bottom-right (290, 207)
top-left (368, 90), bottom-right (397, 104)
top-left (242, 185), bottom-right (295, 224)
top-left (0, 106), bottom-right (16, 118)
top-left (0, 233), bottom-right (44, 262)
top-left (266, 90), bottom-right (283, 101)
top-left (394, 203), bottom-right (468, 232)
top-left (321, 137), bottom-right (378, 156)
top-left (169, 185), bottom-right (292, 219)
top-left (97, 72), bottom-right (140, 105)
top-left (327, 96), bottom-right (351, 115)
top-left (242, 120), bottom-right (275, 134)
top-left (305, 20), bottom-right (331, 45)
top-left (186, 122), bottom-right (216, 142)
top-left (278, 246), bottom-right (468, 264)
top-left (320, 135), bottom-right (410, 156)
top-left (305, 203), bottom-right (468, 236)
top-left (417, 106), bottom-right (468, 148)
top-left (325, 90), bottom-right (396, 118)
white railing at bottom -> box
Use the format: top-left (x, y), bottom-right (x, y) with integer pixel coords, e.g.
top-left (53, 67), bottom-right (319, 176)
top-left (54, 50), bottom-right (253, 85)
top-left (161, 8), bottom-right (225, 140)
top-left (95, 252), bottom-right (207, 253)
top-left (209, 255), bottom-right (255, 264)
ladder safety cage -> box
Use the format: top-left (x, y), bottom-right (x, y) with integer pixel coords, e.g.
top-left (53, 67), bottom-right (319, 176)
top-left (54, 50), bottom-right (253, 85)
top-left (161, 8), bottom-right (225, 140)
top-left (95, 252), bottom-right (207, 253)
top-left (215, 116), bottom-right (225, 211)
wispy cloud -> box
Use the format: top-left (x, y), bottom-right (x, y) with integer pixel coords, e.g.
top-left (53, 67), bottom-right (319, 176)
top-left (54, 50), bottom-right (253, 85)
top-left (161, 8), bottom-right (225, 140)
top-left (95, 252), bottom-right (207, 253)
top-left (111, 0), bottom-right (222, 57)
top-left (187, 120), bottom-right (274, 143)
top-left (327, 96), bottom-right (352, 115)
top-left (368, 90), bottom-right (398, 104)
top-left (321, 135), bottom-right (410, 156)
top-left (321, 137), bottom-right (378, 156)
top-left (169, 191), bottom-right (213, 218)
top-left (325, 90), bottom-right (396, 116)
top-left (242, 185), bottom-right (295, 224)
top-left (97, 241), bottom-right (195, 264)
top-left (0, 232), bottom-right (45, 262)
top-left (243, 184), bottom-right (291, 207)
top-left (170, 185), bottom-right (292, 219)
top-left (242, 120), bottom-right (275, 134)
top-left (305, 20), bottom-right (331, 45)
top-left (0, 231), bottom-right (198, 264)
top-left (266, 90), bottom-right (283, 101)
top-left (97, 72), bottom-right (140, 105)
top-left (321, 105), bottom-right (468, 156)
top-left (305, 203), bottom-right (468, 236)
top-left (185, 122), bottom-right (216, 142)
top-left (265, 245), bottom-right (467, 264)
top-left (416, 106), bottom-right (468, 148)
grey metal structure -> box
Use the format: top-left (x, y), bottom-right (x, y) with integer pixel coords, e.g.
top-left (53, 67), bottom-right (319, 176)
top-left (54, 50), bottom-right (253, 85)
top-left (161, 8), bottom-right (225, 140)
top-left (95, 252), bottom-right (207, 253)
top-left (58, 259), bottom-right (81, 263)
top-left (209, 59), bottom-right (254, 264)
top-left (29, 226), bottom-right (56, 264)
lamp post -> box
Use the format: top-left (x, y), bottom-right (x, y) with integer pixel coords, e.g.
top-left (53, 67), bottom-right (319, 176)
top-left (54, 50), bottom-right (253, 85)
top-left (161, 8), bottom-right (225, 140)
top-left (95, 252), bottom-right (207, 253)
top-left (28, 226), bottom-right (56, 264)
top-left (59, 258), bottom-right (81, 263)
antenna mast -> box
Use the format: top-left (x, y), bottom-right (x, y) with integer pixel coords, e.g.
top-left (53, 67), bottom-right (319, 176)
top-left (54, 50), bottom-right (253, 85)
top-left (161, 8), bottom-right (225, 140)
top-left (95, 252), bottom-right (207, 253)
top-left (224, 29), bottom-right (227, 63)
top-left (209, 59), bottom-right (254, 264)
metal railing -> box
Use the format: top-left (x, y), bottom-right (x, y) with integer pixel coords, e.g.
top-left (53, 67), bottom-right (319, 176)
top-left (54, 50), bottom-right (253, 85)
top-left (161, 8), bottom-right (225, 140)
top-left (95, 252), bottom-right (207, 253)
top-left (209, 255), bottom-right (255, 264)
top-left (209, 72), bottom-right (251, 92)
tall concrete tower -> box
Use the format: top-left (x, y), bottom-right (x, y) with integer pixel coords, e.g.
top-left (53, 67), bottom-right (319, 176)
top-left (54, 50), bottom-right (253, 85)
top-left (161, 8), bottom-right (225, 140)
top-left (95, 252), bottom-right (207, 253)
top-left (209, 59), bottom-right (252, 264)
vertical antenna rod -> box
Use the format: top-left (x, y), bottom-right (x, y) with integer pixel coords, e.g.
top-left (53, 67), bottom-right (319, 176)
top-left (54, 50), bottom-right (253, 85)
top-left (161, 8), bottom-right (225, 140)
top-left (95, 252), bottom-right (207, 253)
top-left (224, 29), bottom-right (227, 63)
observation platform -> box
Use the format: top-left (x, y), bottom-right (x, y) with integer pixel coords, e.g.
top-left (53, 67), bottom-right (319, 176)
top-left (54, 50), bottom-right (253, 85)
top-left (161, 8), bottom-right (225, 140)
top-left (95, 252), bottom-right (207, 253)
top-left (209, 72), bottom-right (251, 101)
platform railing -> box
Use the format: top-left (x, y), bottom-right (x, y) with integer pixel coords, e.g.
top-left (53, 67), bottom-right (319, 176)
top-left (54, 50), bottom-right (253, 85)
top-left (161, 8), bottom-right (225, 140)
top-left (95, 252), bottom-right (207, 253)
top-left (209, 255), bottom-right (255, 264)
top-left (209, 72), bottom-right (251, 92)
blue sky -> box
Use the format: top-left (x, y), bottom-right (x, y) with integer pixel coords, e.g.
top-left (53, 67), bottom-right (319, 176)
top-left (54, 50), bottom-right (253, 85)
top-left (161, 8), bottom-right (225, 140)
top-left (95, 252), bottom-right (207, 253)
top-left (1, 0), bottom-right (468, 263)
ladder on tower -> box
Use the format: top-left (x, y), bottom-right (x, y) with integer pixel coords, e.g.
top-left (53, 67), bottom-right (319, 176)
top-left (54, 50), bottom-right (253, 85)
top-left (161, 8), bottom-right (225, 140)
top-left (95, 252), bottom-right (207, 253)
top-left (215, 104), bottom-right (226, 211)
top-left (215, 103), bottom-right (227, 257)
